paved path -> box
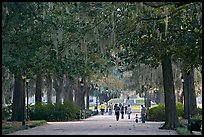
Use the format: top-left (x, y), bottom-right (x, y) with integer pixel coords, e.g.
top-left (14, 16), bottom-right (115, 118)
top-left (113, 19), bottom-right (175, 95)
top-left (8, 112), bottom-right (178, 135)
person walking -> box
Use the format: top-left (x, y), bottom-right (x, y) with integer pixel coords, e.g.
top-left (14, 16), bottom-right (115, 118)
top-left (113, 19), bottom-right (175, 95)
top-left (126, 104), bottom-right (132, 119)
top-left (108, 103), bottom-right (113, 115)
top-left (100, 102), bottom-right (105, 115)
top-left (114, 104), bottom-right (120, 121)
top-left (141, 105), bottom-right (147, 123)
top-left (125, 105), bottom-right (127, 114)
top-left (120, 105), bottom-right (124, 119)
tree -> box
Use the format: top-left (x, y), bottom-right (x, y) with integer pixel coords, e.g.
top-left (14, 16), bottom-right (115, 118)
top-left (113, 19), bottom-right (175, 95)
top-left (113, 2), bottom-right (202, 129)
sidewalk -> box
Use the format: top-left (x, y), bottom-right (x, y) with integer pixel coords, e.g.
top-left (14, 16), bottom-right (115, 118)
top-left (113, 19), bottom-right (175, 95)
top-left (8, 112), bottom-right (178, 135)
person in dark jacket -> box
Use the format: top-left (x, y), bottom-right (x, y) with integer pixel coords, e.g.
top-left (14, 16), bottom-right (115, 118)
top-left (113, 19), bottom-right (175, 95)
top-left (120, 105), bottom-right (124, 119)
top-left (114, 104), bottom-right (120, 121)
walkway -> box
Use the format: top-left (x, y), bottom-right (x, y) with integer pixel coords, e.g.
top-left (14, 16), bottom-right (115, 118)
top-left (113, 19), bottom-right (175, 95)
top-left (8, 112), bottom-right (178, 135)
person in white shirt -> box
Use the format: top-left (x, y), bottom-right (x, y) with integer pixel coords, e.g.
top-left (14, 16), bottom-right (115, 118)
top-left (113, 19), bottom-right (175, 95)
top-left (126, 104), bottom-right (132, 119)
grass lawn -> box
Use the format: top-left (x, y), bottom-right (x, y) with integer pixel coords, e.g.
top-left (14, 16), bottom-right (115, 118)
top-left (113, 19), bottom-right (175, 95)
top-left (2, 120), bottom-right (47, 135)
top-left (131, 105), bottom-right (142, 111)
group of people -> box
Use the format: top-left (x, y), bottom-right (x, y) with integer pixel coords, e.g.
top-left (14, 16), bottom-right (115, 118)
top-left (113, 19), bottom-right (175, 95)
top-left (99, 102), bottom-right (147, 123)
top-left (114, 103), bottom-right (132, 121)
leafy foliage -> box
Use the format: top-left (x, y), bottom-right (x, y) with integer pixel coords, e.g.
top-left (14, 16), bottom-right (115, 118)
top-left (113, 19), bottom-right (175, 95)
top-left (148, 102), bottom-right (185, 121)
top-left (29, 101), bottom-right (80, 121)
top-left (2, 104), bottom-right (12, 121)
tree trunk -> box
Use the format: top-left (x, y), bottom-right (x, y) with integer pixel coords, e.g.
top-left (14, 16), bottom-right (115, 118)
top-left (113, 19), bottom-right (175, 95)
top-left (183, 67), bottom-right (198, 118)
top-left (67, 85), bottom-right (74, 102)
top-left (54, 77), bottom-right (63, 104)
top-left (75, 83), bottom-right (81, 107)
top-left (46, 75), bottom-right (52, 104)
top-left (11, 75), bottom-right (24, 121)
top-left (160, 54), bottom-right (179, 129)
top-left (63, 75), bottom-right (73, 102)
top-left (80, 83), bottom-right (85, 109)
top-left (189, 68), bottom-right (197, 117)
top-left (2, 81), bottom-right (6, 107)
top-left (35, 74), bottom-right (42, 103)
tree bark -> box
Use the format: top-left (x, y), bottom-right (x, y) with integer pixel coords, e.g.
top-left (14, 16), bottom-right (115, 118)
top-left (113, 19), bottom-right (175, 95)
top-left (2, 80), bottom-right (6, 107)
top-left (11, 75), bottom-right (24, 121)
top-left (80, 82), bottom-right (85, 110)
top-left (46, 75), bottom-right (52, 104)
top-left (54, 76), bottom-right (63, 104)
top-left (74, 85), bottom-right (80, 106)
top-left (189, 68), bottom-right (197, 117)
top-left (35, 74), bottom-right (42, 103)
top-left (160, 54), bottom-right (179, 129)
top-left (63, 75), bottom-right (73, 102)
top-left (183, 67), bottom-right (198, 118)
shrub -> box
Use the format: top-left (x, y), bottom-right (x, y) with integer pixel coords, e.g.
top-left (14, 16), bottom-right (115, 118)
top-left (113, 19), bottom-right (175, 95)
top-left (2, 104), bottom-right (12, 121)
top-left (29, 101), bottom-right (80, 121)
top-left (29, 102), bottom-right (50, 121)
top-left (176, 126), bottom-right (192, 135)
top-left (81, 109), bottom-right (94, 119)
top-left (148, 103), bottom-right (165, 121)
top-left (197, 107), bottom-right (202, 116)
top-left (176, 102), bottom-right (185, 118)
top-left (148, 102), bottom-right (185, 121)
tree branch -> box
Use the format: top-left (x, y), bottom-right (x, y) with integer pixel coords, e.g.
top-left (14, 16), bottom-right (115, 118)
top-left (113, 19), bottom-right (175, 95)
top-left (140, 2), bottom-right (192, 21)
top-left (143, 2), bottom-right (175, 8)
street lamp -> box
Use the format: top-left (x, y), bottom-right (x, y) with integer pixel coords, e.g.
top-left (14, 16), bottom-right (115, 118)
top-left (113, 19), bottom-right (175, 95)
top-left (26, 78), bottom-right (30, 120)
top-left (21, 75), bottom-right (26, 126)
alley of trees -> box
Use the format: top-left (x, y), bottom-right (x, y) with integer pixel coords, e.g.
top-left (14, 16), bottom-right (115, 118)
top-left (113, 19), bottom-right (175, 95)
top-left (2, 2), bottom-right (202, 130)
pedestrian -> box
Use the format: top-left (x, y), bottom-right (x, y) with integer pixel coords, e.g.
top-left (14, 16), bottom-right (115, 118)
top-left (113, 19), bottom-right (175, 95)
top-left (125, 105), bottom-right (127, 114)
top-left (108, 103), bottom-right (113, 115)
top-left (126, 104), bottom-right (132, 119)
top-left (114, 104), bottom-right (120, 121)
top-left (141, 105), bottom-right (147, 123)
top-left (120, 105), bottom-right (124, 119)
top-left (135, 114), bottom-right (139, 123)
top-left (114, 103), bottom-right (117, 111)
top-left (100, 102), bottom-right (105, 115)
top-left (94, 105), bottom-right (98, 114)
top-left (119, 103), bottom-right (122, 109)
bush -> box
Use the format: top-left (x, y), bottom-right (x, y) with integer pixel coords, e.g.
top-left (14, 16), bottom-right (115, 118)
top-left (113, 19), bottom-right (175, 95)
top-left (148, 103), bottom-right (165, 121)
top-left (29, 101), bottom-right (80, 121)
top-left (197, 107), bottom-right (202, 116)
top-left (80, 109), bottom-right (95, 119)
top-left (190, 113), bottom-right (202, 131)
top-left (176, 126), bottom-right (192, 135)
top-left (176, 102), bottom-right (185, 118)
top-left (2, 104), bottom-right (12, 121)
top-left (148, 102), bottom-right (185, 121)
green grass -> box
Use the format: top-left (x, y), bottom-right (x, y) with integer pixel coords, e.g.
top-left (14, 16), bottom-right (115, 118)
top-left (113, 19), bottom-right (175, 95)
top-left (2, 120), bottom-right (47, 135)
top-left (131, 105), bottom-right (141, 111)
top-left (108, 98), bottom-right (124, 104)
